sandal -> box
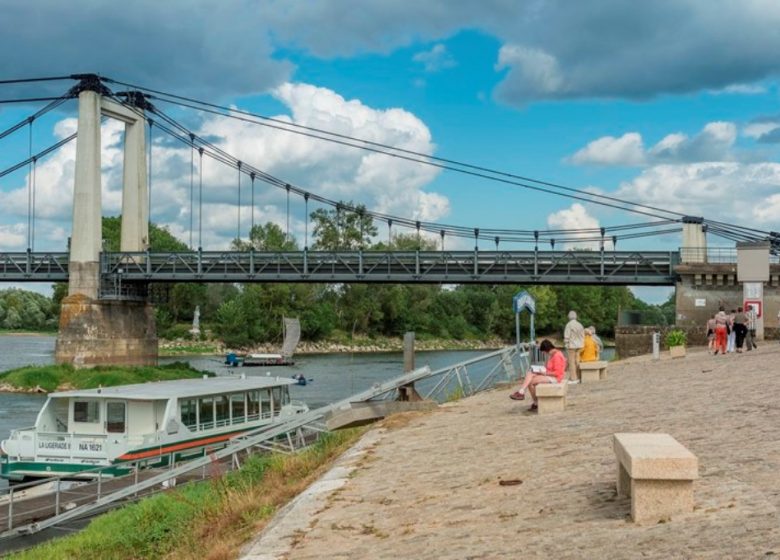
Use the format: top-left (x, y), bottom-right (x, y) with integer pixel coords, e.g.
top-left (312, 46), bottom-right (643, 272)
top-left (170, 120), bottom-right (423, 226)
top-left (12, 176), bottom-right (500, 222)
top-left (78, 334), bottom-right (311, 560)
top-left (529, 403), bottom-right (538, 411)
top-left (509, 391), bottom-right (525, 401)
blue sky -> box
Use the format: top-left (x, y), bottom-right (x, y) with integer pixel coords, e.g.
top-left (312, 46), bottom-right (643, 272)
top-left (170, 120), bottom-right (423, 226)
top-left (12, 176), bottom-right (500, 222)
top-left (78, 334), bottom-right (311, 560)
top-left (1, 1), bottom-right (780, 303)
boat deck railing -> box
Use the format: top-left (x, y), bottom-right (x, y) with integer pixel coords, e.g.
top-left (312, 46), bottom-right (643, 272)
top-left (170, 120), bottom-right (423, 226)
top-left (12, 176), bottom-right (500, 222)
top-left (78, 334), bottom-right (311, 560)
top-left (0, 345), bottom-right (530, 541)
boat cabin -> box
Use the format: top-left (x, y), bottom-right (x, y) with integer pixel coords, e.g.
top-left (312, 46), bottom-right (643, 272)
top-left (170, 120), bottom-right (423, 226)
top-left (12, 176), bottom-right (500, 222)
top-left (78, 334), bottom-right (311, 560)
top-left (1, 375), bottom-right (307, 481)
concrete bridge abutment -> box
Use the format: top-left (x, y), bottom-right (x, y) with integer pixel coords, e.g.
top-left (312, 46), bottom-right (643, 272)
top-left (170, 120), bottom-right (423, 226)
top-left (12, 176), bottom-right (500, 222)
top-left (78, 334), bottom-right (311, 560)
top-left (55, 80), bottom-right (157, 368)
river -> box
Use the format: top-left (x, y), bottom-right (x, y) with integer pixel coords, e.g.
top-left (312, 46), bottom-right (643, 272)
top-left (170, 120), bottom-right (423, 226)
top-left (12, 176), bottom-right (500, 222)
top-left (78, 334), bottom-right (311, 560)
top-left (0, 335), bottom-right (614, 490)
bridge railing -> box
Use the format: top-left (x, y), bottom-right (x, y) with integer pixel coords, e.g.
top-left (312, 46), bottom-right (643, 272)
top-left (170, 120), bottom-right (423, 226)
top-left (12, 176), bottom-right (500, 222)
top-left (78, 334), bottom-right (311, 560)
top-left (0, 252), bottom-right (69, 280)
top-left (99, 249), bottom-right (680, 285)
top-left (680, 246), bottom-right (780, 264)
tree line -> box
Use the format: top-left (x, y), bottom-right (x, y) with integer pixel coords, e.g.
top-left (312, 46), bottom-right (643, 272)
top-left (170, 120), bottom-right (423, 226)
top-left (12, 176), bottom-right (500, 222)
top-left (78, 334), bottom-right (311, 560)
top-left (40, 209), bottom-right (672, 346)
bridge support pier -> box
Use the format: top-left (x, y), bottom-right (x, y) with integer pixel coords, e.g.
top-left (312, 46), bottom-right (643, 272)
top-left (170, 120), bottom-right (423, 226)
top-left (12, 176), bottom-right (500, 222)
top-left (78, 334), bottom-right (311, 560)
top-left (55, 81), bottom-right (157, 368)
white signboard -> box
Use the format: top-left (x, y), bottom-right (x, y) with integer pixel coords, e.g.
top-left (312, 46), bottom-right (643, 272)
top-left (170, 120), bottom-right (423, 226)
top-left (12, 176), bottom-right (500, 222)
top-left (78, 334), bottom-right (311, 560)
top-left (744, 282), bottom-right (763, 300)
top-left (694, 298), bottom-right (706, 307)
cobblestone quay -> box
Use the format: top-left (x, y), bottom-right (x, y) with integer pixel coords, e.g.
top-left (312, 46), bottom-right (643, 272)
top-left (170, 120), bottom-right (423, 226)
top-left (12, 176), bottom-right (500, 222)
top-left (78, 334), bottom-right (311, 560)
top-left (244, 345), bottom-right (780, 559)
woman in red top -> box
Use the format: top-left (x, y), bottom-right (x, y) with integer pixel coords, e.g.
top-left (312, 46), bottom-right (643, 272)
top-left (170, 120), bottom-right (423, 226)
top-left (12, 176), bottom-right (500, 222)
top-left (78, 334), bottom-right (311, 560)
top-left (510, 339), bottom-right (567, 412)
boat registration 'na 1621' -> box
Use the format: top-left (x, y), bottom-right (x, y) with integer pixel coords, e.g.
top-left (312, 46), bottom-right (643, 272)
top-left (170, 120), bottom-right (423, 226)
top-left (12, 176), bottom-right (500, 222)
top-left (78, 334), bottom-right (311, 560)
top-left (0, 375), bottom-right (308, 483)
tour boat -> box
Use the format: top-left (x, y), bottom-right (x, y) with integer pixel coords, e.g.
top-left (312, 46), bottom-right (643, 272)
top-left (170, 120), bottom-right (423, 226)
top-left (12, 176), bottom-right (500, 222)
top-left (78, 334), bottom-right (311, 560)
top-left (0, 375), bottom-right (308, 483)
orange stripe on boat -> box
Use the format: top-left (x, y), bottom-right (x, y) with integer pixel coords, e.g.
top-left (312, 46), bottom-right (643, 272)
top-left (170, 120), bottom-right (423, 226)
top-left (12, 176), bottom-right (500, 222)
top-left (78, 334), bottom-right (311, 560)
top-left (117, 431), bottom-right (244, 461)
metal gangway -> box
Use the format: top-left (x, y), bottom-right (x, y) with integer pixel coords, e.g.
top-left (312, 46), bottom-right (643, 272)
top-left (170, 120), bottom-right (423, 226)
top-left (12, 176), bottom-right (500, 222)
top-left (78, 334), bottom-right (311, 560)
top-left (0, 345), bottom-right (530, 541)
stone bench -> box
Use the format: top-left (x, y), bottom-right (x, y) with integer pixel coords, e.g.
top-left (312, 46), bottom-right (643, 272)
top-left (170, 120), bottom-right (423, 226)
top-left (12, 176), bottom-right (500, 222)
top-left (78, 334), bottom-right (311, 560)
top-left (613, 433), bottom-right (698, 523)
top-left (579, 360), bottom-right (608, 383)
top-left (535, 382), bottom-right (567, 414)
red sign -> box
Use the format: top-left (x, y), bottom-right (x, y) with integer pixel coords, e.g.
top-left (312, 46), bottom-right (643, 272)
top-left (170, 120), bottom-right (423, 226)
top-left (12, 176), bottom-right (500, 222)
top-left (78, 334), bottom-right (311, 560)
top-left (745, 300), bottom-right (762, 318)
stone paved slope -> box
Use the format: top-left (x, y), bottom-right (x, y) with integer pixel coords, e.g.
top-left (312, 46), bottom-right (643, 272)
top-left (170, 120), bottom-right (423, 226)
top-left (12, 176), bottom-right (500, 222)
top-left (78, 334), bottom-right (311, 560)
top-left (244, 345), bottom-right (780, 559)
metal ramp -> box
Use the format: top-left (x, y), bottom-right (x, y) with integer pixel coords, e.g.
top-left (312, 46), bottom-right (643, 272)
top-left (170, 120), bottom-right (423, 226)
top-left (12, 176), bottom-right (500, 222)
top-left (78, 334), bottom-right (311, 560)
top-left (0, 345), bottom-right (527, 541)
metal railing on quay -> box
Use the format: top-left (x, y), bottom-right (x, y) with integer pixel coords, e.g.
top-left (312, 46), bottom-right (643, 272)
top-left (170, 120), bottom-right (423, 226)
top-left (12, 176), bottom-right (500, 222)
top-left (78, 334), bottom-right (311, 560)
top-left (0, 346), bottom-right (526, 540)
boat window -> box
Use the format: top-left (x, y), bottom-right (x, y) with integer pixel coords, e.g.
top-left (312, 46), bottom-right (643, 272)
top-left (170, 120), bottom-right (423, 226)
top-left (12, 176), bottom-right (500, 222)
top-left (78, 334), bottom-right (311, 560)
top-left (199, 397), bottom-right (214, 430)
top-left (247, 391), bottom-right (260, 421)
top-left (260, 389), bottom-right (270, 417)
top-left (74, 400), bottom-right (100, 423)
top-left (231, 394), bottom-right (246, 424)
top-left (180, 398), bottom-right (198, 430)
top-left (271, 387), bottom-right (282, 414)
top-left (215, 395), bottom-right (230, 426)
top-left (106, 402), bottom-right (126, 433)
top-left (52, 398), bottom-right (69, 432)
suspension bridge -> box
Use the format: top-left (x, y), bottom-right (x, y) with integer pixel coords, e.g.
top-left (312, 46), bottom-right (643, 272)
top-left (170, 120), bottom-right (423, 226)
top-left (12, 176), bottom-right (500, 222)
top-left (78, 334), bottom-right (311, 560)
top-left (1, 74), bottom-right (778, 365)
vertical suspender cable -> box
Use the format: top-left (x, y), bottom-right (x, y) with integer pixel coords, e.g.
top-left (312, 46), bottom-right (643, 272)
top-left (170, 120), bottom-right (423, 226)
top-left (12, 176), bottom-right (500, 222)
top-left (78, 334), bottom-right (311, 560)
top-left (189, 133), bottom-right (195, 250)
top-left (304, 193), bottom-right (309, 249)
top-left (31, 157), bottom-right (37, 250)
top-left (236, 161), bottom-right (242, 242)
top-left (286, 184), bottom-right (291, 244)
top-left (198, 147), bottom-right (204, 250)
top-left (27, 118), bottom-right (32, 249)
top-left (148, 120), bottom-right (153, 237)
top-left (250, 172), bottom-right (255, 237)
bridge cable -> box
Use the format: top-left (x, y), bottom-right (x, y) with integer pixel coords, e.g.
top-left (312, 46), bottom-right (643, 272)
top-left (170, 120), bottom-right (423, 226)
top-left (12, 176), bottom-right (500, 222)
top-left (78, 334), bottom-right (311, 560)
top-left (198, 147), bottom-right (204, 250)
top-left (0, 75), bottom-right (76, 85)
top-left (148, 118), bottom-right (691, 245)
top-left (111, 96), bottom-right (691, 245)
top-left (189, 135), bottom-right (195, 250)
top-left (27, 118), bottom-right (33, 249)
top-left (0, 133), bottom-right (77, 180)
top-left (145, 94), bottom-right (681, 222)
top-left (105, 77), bottom-right (689, 221)
top-left (0, 95), bottom-right (71, 143)
top-left (148, 104), bottom-right (680, 240)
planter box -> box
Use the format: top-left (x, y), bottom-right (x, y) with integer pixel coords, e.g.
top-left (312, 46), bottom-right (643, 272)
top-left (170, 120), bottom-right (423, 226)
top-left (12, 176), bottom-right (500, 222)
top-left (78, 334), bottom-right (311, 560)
top-left (669, 345), bottom-right (686, 358)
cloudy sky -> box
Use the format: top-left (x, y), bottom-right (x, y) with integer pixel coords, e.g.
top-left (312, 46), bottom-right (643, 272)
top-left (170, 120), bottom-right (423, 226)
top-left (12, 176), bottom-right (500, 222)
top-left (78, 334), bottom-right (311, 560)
top-left (1, 0), bottom-right (780, 301)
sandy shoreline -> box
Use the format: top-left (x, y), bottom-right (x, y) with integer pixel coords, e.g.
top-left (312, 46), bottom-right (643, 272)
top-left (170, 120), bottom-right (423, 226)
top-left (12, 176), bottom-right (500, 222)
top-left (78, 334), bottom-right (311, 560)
top-left (243, 344), bottom-right (780, 559)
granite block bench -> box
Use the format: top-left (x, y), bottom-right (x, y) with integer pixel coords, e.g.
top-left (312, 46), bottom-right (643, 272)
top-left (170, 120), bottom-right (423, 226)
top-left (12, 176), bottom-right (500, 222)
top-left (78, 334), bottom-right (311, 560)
top-left (535, 382), bottom-right (567, 414)
top-left (613, 433), bottom-right (698, 523)
top-left (579, 360), bottom-right (608, 382)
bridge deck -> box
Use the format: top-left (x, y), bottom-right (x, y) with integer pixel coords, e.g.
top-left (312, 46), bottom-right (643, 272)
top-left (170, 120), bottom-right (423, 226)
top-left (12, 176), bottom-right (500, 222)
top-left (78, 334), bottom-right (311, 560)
top-left (0, 250), bottom-right (679, 285)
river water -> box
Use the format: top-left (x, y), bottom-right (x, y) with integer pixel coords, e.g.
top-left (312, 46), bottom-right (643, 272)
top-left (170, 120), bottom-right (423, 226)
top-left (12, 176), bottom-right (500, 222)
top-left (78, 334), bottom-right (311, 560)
top-left (0, 335), bottom-right (614, 490)
top-left (0, 336), bottom-right (493, 488)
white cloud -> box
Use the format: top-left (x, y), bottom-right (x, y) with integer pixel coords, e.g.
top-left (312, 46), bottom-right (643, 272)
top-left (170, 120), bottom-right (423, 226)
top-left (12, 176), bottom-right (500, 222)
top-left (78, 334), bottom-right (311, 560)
top-left (0, 224), bottom-right (25, 250)
top-left (743, 121), bottom-right (780, 139)
top-left (413, 43), bottom-right (456, 72)
top-left (0, 83), bottom-right (449, 252)
top-left (570, 121), bottom-right (740, 168)
top-left (712, 83), bottom-right (768, 95)
top-left (569, 133), bottom-right (645, 167)
top-left (546, 203), bottom-right (611, 250)
top-left (616, 161), bottom-right (780, 227)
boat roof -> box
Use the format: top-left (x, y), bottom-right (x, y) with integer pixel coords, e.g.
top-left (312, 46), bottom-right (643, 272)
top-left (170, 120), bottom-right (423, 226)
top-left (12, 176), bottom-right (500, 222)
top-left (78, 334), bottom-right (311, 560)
top-left (49, 375), bottom-right (297, 400)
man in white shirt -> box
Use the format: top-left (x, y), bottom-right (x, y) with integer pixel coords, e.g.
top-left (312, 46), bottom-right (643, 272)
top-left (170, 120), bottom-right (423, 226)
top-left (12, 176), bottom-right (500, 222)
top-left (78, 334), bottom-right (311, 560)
top-left (564, 311), bottom-right (585, 383)
top-left (745, 305), bottom-right (757, 351)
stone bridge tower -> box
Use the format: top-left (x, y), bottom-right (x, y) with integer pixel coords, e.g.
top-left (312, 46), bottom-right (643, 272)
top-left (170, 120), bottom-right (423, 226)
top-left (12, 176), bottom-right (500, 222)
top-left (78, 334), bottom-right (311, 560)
top-left (55, 77), bottom-right (157, 366)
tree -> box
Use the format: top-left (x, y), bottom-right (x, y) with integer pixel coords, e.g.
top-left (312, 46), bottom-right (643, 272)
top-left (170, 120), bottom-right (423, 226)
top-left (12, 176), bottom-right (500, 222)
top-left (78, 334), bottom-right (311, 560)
top-left (231, 222), bottom-right (298, 251)
top-left (311, 202), bottom-right (378, 250)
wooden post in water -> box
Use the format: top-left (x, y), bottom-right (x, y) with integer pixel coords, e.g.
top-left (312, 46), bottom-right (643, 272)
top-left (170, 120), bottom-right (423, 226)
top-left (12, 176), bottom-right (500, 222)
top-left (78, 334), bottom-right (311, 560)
top-left (398, 332), bottom-right (423, 401)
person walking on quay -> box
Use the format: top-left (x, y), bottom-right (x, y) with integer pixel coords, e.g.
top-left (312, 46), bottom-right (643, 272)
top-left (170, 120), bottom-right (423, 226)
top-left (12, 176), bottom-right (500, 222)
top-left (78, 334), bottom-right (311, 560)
top-left (726, 309), bottom-right (737, 353)
top-left (745, 304), bottom-right (758, 351)
top-left (564, 311), bottom-right (584, 383)
top-left (714, 307), bottom-right (728, 355)
top-left (733, 307), bottom-right (748, 353)
top-left (706, 314), bottom-right (716, 353)
top-left (509, 339), bottom-right (566, 412)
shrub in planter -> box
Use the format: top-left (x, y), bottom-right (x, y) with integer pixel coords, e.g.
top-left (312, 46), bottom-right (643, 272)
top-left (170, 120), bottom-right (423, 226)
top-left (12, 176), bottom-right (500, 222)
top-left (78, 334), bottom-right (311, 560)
top-left (665, 330), bottom-right (687, 347)
top-left (665, 329), bottom-right (687, 357)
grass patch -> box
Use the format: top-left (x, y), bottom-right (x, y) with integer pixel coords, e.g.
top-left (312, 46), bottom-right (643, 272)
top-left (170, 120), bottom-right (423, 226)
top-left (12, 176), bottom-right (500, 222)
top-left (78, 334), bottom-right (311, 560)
top-left (160, 342), bottom-right (221, 356)
top-left (0, 362), bottom-right (211, 392)
top-left (12, 429), bottom-right (364, 560)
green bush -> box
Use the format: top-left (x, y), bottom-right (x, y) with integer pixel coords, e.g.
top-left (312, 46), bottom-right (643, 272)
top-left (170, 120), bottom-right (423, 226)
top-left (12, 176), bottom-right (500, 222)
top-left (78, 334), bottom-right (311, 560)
top-left (665, 329), bottom-right (687, 347)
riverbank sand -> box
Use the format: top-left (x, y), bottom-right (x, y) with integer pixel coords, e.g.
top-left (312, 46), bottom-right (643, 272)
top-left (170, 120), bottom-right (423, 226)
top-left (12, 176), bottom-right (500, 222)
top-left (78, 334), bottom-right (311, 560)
top-left (242, 345), bottom-right (780, 559)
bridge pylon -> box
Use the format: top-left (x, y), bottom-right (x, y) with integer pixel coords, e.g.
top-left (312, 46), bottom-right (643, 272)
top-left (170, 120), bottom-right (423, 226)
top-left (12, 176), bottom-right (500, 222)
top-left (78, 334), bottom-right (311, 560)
top-left (55, 77), bottom-right (158, 367)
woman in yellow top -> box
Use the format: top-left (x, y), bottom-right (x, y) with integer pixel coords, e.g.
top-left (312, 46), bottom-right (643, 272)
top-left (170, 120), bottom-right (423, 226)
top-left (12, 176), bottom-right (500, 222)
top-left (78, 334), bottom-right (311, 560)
top-left (580, 327), bottom-right (599, 362)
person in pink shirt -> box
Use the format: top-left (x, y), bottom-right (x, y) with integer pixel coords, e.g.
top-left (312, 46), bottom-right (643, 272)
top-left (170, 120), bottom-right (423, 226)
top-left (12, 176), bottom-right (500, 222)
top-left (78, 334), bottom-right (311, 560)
top-left (510, 339), bottom-right (567, 412)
